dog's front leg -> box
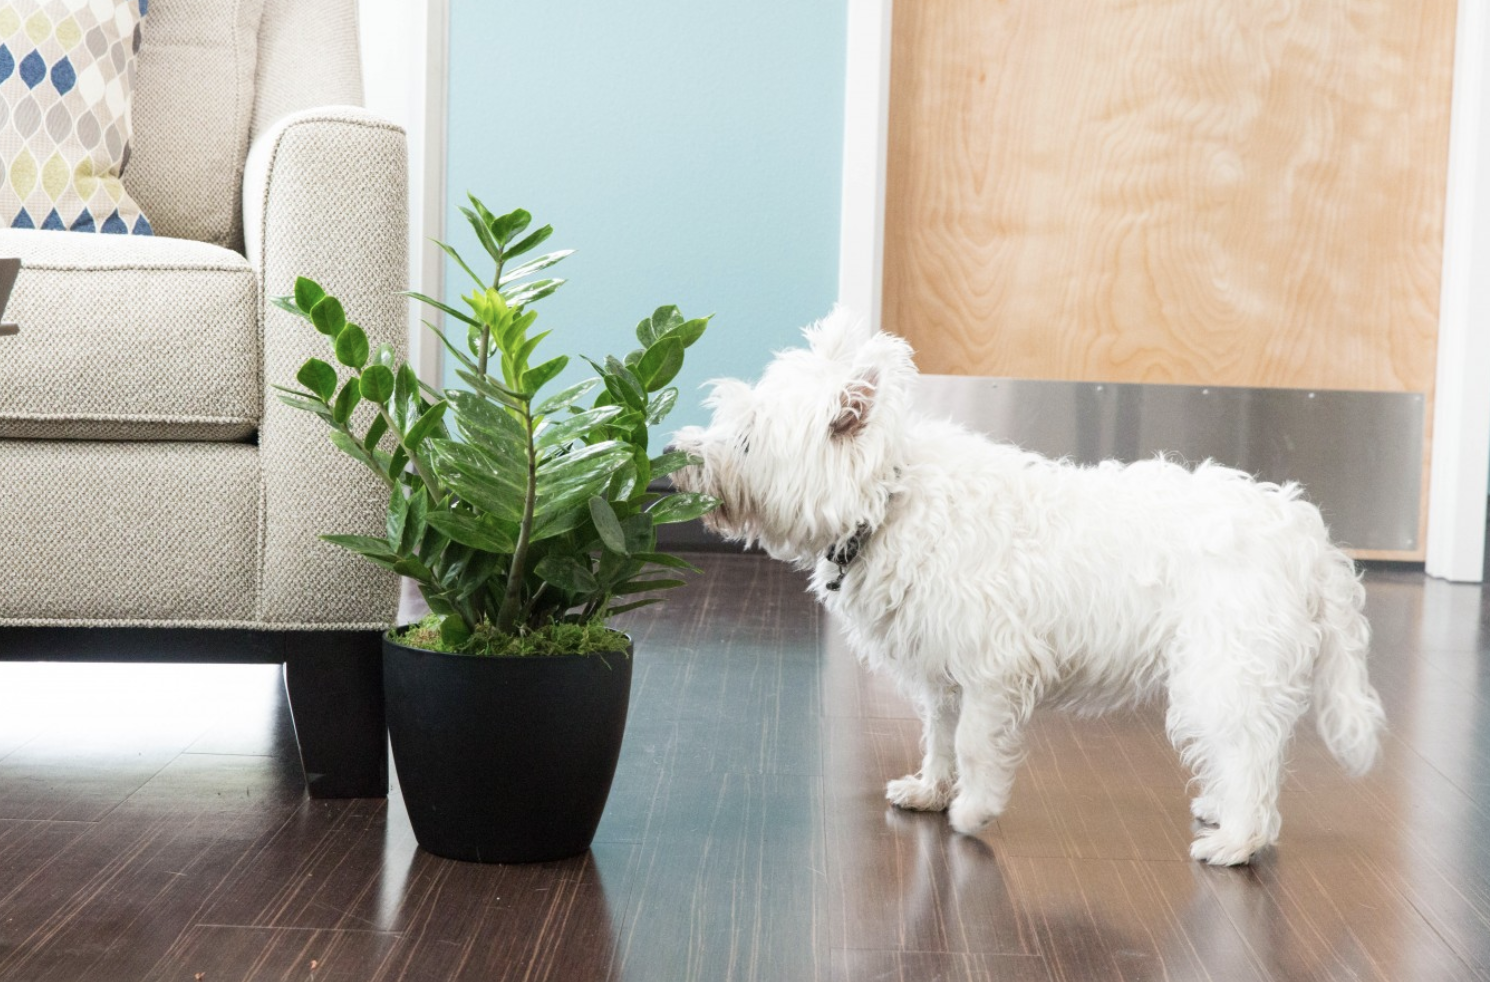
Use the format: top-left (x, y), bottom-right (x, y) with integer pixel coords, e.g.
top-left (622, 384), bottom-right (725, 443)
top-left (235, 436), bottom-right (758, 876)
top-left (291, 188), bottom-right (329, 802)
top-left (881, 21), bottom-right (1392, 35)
top-left (948, 688), bottom-right (1029, 835)
top-left (886, 685), bottom-right (959, 812)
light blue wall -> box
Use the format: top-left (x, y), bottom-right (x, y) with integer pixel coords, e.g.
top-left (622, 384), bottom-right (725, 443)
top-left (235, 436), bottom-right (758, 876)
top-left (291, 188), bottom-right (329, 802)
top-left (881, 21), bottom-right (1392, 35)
top-left (441, 0), bottom-right (847, 433)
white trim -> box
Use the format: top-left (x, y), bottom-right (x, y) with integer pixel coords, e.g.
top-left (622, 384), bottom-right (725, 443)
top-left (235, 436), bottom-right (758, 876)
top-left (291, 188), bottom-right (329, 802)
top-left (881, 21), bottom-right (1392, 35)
top-left (358, 0), bottom-right (446, 386)
top-left (837, 0), bottom-right (894, 328)
top-left (1426, 0), bottom-right (1490, 582)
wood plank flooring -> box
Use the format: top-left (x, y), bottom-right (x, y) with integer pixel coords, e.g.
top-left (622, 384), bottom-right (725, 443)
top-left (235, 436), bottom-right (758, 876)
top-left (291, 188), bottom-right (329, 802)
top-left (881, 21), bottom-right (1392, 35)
top-left (2, 556), bottom-right (1489, 980)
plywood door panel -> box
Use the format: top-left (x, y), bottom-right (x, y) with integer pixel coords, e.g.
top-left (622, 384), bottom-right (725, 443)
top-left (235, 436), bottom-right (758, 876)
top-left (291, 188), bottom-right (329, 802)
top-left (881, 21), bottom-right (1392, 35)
top-left (883, 0), bottom-right (1456, 394)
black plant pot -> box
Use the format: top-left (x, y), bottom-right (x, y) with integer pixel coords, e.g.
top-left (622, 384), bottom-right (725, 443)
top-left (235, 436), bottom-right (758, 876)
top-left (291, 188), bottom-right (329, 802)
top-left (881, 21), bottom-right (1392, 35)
top-left (382, 633), bottom-right (633, 863)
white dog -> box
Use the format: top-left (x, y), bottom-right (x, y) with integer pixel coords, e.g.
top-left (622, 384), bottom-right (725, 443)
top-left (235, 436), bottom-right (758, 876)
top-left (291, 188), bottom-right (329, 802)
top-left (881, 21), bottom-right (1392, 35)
top-left (672, 308), bottom-right (1386, 866)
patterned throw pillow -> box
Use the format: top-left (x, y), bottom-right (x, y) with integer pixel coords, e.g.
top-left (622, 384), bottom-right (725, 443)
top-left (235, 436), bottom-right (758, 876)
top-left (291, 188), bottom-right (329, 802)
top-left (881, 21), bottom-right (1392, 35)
top-left (0, 0), bottom-right (152, 234)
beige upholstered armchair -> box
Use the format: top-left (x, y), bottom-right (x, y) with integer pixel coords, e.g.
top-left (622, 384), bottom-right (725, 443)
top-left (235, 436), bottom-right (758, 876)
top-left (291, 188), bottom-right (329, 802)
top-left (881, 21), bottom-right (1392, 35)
top-left (0, 0), bottom-right (405, 797)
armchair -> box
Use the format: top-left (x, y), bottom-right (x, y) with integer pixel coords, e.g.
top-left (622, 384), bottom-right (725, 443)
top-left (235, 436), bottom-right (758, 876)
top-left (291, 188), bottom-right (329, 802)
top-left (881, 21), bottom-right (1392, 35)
top-left (0, 0), bottom-right (406, 798)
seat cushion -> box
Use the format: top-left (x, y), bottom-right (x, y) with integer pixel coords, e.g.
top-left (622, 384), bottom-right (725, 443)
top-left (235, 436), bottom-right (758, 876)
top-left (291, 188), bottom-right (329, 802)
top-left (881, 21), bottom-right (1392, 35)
top-left (0, 227), bottom-right (259, 440)
top-left (0, 440), bottom-right (260, 625)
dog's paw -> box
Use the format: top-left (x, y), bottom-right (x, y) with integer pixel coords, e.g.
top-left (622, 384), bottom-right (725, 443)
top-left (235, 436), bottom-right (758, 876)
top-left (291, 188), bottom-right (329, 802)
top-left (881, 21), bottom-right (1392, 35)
top-left (1190, 828), bottom-right (1265, 867)
top-left (948, 793), bottom-right (1001, 835)
top-left (886, 775), bottom-right (953, 812)
top-left (1190, 795), bottom-right (1219, 826)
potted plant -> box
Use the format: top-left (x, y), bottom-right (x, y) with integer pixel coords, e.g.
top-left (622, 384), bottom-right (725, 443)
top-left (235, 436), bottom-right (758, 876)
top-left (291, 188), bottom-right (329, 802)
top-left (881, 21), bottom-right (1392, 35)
top-left (271, 196), bottom-right (718, 863)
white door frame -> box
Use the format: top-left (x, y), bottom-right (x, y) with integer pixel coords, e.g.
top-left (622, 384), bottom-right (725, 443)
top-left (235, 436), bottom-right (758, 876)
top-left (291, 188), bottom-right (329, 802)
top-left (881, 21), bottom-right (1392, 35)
top-left (359, 0), bottom-right (447, 387)
top-left (839, 0), bottom-right (1490, 580)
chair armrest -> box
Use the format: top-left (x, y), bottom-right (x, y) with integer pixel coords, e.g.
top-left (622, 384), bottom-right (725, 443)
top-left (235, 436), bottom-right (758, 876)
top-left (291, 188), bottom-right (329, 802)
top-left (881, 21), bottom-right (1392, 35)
top-left (245, 107), bottom-right (407, 627)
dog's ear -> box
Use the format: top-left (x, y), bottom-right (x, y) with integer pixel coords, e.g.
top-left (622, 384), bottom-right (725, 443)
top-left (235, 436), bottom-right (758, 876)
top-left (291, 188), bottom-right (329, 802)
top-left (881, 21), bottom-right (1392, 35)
top-left (831, 369), bottom-right (879, 439)
top-left (805, 305), bottom-right (872, 363)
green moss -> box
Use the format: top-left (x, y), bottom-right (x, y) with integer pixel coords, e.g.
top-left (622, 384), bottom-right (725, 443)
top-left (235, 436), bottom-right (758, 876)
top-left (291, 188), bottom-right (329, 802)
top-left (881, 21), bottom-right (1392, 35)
top-left (392, 614), bottom-right (630, 658)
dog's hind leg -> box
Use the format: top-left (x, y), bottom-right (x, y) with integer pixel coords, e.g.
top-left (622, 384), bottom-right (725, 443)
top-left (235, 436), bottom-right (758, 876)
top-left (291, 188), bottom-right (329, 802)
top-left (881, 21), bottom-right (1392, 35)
top-left (948, 686), bottom-right (1030, 835)
top-left (887, 684), bottom-right (959, 812)
top-left (1169, 639), bottom-right (1306, 866)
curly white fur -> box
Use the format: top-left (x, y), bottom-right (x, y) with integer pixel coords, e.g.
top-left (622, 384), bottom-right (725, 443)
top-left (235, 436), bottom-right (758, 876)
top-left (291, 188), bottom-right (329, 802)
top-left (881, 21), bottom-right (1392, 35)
top-left (673, 307), bottom-right (1386, 866)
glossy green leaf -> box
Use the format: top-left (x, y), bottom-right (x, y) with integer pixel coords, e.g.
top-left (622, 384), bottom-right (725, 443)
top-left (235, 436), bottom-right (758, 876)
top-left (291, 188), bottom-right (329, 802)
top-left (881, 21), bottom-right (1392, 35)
top-left (460, 204), bottom-right (503, 262)
top-left (439, 614), bottom-right (472, 648)
top-left (294, 277), bottom-right (326, 313)
top-left (359, 364), bottom-right (395, 402)
top-left (310, 296), bottom-right (346, 337)
top-left (393, 364), bottom-right (417, 431)
top-left (321, 534), bottom-right (400, 569)
top-left (612, 577), bottom-right (686, 596)
top-left (489, 206), bottom-right (532, 247)
top-left (271, 295), bottom-right (308, 320)
top-left (296, 358), bottom-right (337, 402)
top-left (332, 377), bottom-right (361, 425)
top-left (499, 250), bottom-right (573, 286)
top-left (436, 239), bottom-right (485, 288)
top-left (363, 411), bottom-right (390, 451)
top-left (533, 554), bottom-right (599, 595)
top-left (589, 496), bottom-right (627, 554)
top-left (504, 223), bottom-right (553, 259)
top-left (605, 598), bottom-right (664, 616)
top-left (400, 486), bottom-right (429, 554)
top-left (634, 551), bottom-right (704, 574)
top-left (426, 508), bottom-right (517, 553)
top-left (387, 484), bottom-right (410, 546)
top-left (649, 449), bottom-right (698, 479)
top-left (536, 405), bottom-right (623, 448)
top-left (533, 377), bottom-right (600, 417)
top-left (637, 305), bottom-right (683, 347)
top-left (403, 290), bottom-right (482, 329)
top-left (637, 337), bottom-right (684, 392)
top-left (646, 388), bottom-right (678, 426)
top-left (523, 355), bottom-right (568, 395)
top-left (428, 441), bottom-right (527, 521)
top-left (648, 491), bottom-right (720, 525)
top-left (329, 430), bottom-right (379, 471)
top-left (502, 278), bottom-right (564, 308)
top-left (334, 324), bottom-right (370, 369)
top-left (404, 400), bottom-right (449, 449)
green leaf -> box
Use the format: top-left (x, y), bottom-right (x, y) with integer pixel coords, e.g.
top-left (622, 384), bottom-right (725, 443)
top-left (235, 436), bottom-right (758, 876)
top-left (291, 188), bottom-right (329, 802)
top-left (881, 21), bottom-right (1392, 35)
top-left (489, 206), bottom-right (532, 247)
top-left (296, 358), bottom-right (338, 402)
top-left (310, 296), bottom-right (347, 337)
top-left (335, 324), bottom-right (370, 369)
top-left (533, 377), bottom-right (600, 417)
top-left (499, 250), bottom-right (574, 286)
top-left (329, 429), bottom-right (380, 472)
top-left (360, 364), bottom-right (395, 402)
top-left (321, 533), bottom-right (401, 568)
top-left (637, 337), bottom-right (684, 392)
top-left (387, 483), bottom-right (410, 546)
top-left (523, 355), bottom-right (568, 394)
top-left (436, 239), bottom-right (485, 288)
top-left (536, 404), bottom-right (623, 448)
top-left (595, 359), bottom-right (646, 410)
top-left (635, 551), bottom-right (704, 574)
top-left (403, 290), bottom-right (482, 329)
top-left (294, 277), bottom-right (326, 313)
top-left (662, 316), bottom-right (710, 349)
top-left (426, 508), bottom-right (517, 553)
top-left (612, 577), bottom-right (686, 596)
top-left (439, 614), bottom-right (472, 648)
top-left (637, 305), bottom-right (683, 347)
top-left (537, 439), bottom-right (632, 486)
top-left (589, 496), bottom-right (627, 554)
top-left (271, 295), bottom-right (309, 320)
top-left (363, 412), bottom-right (390, 451)
top-left (393, 364), bottom-right (418, 431)
top-left (333, 377), bottom-right (361, 425)
top-left (404, 400), bottom-right (449, 449)
top-left (648, 491), bottom-right (720, 524)
top-left (649, 449), bottom-right (698, 479)
top-left (533, 554), bottom-right (599, 595)
top-left (274, 391), bottom-right (334, 422)
top-left (400, 486), bottom-right (430, 554)
top-left (502, 278), bottom-right (565, 308)
top-left (449, 391), bottom-right (527, 456)
top-left (427, 441), bottom-right (528, 521)
top-left (646, 388), bottom-right (678, 426)
top-left (460, 204), bottom-right (503, 263)
top-left (605, 598), bottom-right (665, 617)
top-left (372, 343), bottom-right (398, 369)
top-left (505, 223), bottom-right (553, 259)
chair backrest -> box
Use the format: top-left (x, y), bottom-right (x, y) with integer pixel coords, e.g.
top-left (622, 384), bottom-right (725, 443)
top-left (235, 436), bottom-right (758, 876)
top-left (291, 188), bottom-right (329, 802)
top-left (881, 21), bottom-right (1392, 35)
top-left (127, 0), bottom-right (363, 252)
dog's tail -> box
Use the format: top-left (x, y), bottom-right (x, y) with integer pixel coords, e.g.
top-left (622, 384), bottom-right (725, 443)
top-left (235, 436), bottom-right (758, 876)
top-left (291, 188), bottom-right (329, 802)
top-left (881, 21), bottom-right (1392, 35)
top-left (1311, 544), bottom-right (1385, 776)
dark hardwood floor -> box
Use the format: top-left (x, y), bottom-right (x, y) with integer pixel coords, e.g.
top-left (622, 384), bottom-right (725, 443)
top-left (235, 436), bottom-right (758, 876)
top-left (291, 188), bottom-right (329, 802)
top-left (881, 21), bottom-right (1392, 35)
top-left (2, 555), bottom-right (1490, 980)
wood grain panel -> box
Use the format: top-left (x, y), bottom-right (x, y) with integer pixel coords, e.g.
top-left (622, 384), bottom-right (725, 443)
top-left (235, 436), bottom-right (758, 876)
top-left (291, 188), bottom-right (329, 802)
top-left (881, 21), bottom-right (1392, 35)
top-left (884, 0), bottom-right (1455, 393)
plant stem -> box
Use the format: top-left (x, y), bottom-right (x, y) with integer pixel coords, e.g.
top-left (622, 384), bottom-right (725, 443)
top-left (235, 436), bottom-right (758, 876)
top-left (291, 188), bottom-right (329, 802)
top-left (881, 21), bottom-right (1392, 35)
top-left (496, 399), bottom-right (536, 634)
top-left (476, 255), bottom-right (505, 377)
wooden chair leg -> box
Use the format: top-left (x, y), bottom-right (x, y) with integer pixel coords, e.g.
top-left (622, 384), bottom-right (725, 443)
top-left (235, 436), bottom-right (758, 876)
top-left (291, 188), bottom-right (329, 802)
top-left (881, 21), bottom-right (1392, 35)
top-left (281, 631), bottom-right (388, 798)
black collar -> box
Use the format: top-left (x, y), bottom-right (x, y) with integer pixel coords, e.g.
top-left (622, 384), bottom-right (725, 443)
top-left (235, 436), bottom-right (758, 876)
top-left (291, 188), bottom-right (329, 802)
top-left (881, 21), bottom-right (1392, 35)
top-left (824, 522), bottom-right (873, 592)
